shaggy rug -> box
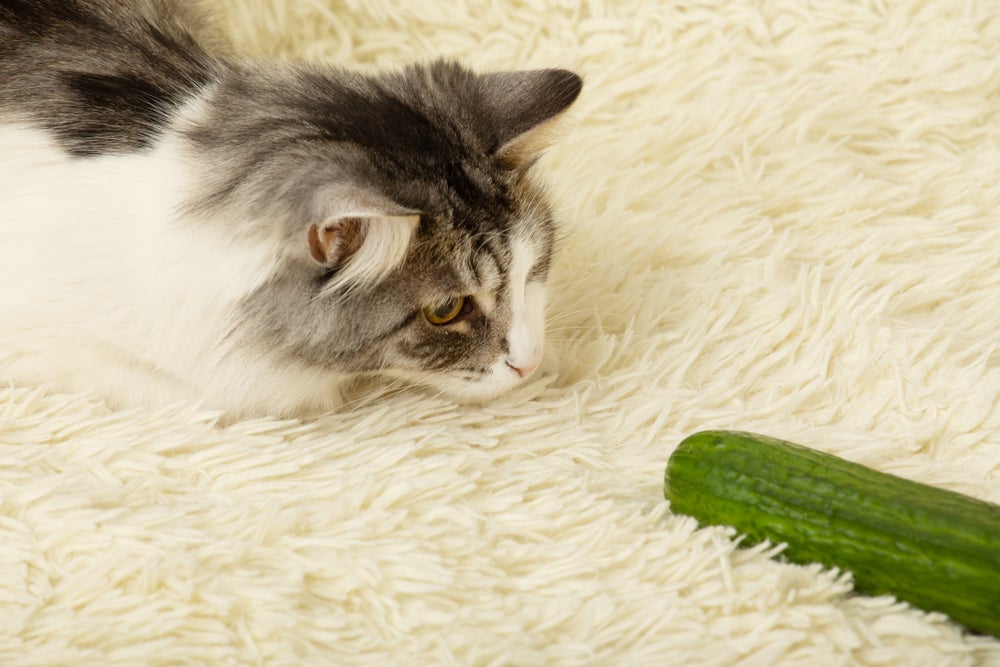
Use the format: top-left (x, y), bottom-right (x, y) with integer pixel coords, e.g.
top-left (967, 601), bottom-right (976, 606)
top-left (2, 0), bottom-right (1000, 665)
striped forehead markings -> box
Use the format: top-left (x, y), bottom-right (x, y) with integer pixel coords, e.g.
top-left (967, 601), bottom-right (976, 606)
top-left (469, 235), bottom-right (504, 290)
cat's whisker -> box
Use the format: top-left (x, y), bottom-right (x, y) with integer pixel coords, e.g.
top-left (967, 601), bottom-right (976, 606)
top-left (545, 321), bottom-right (602, 330)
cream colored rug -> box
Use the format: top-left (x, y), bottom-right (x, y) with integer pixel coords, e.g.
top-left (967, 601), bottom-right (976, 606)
top-left (3, 0), bottom-right (1000, 665)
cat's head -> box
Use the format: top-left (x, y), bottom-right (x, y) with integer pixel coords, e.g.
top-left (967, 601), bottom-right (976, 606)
top-left (188, 60), bottom-right (581, 403)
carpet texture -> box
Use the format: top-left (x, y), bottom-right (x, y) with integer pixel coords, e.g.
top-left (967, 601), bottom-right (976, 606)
top-left (3, 0), bottom-right (1000, 665)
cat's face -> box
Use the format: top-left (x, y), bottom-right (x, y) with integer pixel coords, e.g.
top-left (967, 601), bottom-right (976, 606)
top-left (368, 209), bottom-right (554, 402)
top-left (236, 171), bottom-right (558, 404)
top-left (191, 61), bottom-right (580, 404)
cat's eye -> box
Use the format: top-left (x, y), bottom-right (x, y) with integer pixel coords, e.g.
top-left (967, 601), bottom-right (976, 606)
top-left (423, 296), bottom-right (467, 326)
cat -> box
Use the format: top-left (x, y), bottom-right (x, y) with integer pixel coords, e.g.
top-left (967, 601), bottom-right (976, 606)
top-left (0, 0), bottom-right (582, 419)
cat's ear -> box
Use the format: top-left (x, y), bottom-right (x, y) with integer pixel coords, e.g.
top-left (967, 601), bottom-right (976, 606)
top-left (308, 188), bottom-right (420, 292)
top-left (481, 68), bottom-right (583, 170)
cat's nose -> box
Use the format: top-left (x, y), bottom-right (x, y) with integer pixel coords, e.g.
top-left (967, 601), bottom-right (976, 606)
top-left (506, 359), bottom-right (539, 378)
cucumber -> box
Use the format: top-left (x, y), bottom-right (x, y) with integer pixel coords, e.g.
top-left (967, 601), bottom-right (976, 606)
top-left (664, 430), bottom-right (1000, 637)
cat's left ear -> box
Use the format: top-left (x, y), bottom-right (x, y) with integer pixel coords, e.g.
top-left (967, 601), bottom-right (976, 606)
top-left (481, 68), bottom-right (583, 170)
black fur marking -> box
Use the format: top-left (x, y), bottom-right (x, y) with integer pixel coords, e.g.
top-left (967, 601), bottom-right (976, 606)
top-left (53, 71), bottom-right (172, 153)
top-left (0, 0), bottom-right (218, 156)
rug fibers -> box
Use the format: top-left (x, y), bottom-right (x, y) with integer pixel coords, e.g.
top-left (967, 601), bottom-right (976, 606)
top-left (2, 0), bottom-right (1000, 665)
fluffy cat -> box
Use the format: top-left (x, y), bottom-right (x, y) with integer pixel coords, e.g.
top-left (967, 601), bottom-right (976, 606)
top-left (0, 0), bottom-right (582, 418)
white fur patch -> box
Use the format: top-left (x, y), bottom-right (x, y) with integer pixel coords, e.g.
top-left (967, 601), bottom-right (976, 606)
top-left (0, 103), bottom-right (347, 418)
top-left (505, 237), bottom-right (545, 374)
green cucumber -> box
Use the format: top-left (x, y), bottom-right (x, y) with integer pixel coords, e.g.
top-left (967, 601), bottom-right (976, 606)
top-left (664, 430), bottom-right (1000, 637)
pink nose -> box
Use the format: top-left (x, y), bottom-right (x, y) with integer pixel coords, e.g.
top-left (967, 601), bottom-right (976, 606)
top-left (507, 360), bottom-right (539, 378)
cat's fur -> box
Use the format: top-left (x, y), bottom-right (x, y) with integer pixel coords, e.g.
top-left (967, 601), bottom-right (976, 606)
top-left (0, 0), bottom-right (582, 418)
